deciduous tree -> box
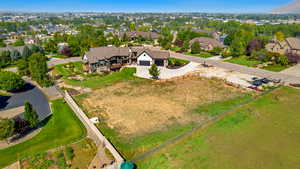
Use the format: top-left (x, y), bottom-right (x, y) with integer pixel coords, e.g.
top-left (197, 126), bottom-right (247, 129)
top-left (0, 71), bottom-right (25, 91)
top-left (0, 118), bottom-right (15, 141)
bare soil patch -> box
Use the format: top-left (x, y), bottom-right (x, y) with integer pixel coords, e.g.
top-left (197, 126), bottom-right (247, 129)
top-left (80, 76), bottom-right (245, 137)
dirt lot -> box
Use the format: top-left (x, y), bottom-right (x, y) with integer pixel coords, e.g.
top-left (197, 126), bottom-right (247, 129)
top-left (80, 76), bottom-right (246, 137)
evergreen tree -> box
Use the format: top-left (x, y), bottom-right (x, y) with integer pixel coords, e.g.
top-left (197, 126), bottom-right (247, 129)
top-left (10, 50), bottom-right (21, 61)
top-left (148, 64), bottom-right (160, 79)
top-left (24, 102), bottom-right (39, 128)
top-left (182, 40), bottom-right (190, 51)
top-left (22, 46), bottom-right (32, 59)
top-left (0, 51), bottom-right (11, 68)
top-left (191, 41), bottom-right (201, 54)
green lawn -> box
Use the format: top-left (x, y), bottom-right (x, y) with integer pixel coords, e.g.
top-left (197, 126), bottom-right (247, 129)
top-left (137, 87), bottom-right (300, 169)
top-left (0, 99), bottom-right (86, 168)
top-left (262, 64), bottom-right (290, 72)
top-left (184, 52), bottom-right (213, 58)
top-left (75, 93), bottom-right (253, 160)
top-left (64, 67), bottom-right (138, 89)
top-left (54, 61), bottom-right (84, 77)
top-left (226, 56), bottom-right (262, 67)
top-left (168, 58), bottom-right (190, 66)
top-left (51, 55), bottom-right (69, 59)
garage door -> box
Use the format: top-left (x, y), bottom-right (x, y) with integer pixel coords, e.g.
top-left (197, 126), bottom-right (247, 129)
top-left (139, 61), bottom-right (151, 66)
top-left (155, 59), bottom-right (164, 66)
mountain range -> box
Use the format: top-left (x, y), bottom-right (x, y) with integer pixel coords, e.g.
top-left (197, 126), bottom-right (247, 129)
top-left (271, 0), bottom-right (300, 14)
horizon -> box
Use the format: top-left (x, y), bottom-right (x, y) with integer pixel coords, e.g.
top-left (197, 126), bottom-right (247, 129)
top-left (0, 0), bottom-right (292, 13)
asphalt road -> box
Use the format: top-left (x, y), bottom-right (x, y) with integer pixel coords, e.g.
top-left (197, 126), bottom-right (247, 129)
top-left (47, 57), bottom-right (82, 67)
top-left (171, 52), bottom-right (300, 84)
top-left (0, 83), bottom-right (51, 121)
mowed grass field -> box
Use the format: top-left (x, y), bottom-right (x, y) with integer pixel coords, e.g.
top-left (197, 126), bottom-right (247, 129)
top-left (136, 87), bottom-right (300, 169)
top-left (0, 100), bottom-right (86, 168)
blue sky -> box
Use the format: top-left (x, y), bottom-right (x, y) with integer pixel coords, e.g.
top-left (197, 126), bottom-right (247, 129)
top-left (0, 0), bottom-right (292, 13)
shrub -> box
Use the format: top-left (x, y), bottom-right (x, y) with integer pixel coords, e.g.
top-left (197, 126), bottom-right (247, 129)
top-left (0, 71), bottom-right (25, 91)
top-left (64, 146), bottom-right (74, 161)
top-left (13, 117), bottom-right (30, 134)
top-left (277, 55), bottom-right (289, 66)
top-left (55, 151), bottom-right (68, 168)
top-left (210, 47), bottom-right (223, 55)
top-left (0, 118), bottom-right (15, 141)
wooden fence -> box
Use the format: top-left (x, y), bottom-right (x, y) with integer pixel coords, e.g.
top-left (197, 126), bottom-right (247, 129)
top-left (64, 91), bottom-right (124, 169)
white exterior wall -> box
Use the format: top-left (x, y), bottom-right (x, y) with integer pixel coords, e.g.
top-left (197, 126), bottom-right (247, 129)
top-left (137, 52), bottom-right (153, 65)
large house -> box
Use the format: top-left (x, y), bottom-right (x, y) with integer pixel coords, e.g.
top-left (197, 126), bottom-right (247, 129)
top-left (83, 46), bottom-right (170, 73)
top-left (189, 37), bottom-right (225, 51)
top-left (266, 38), bottom-right (300, 55)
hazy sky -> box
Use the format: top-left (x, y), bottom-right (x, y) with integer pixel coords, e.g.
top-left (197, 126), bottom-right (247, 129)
top-left (0, 0), bottom-right (292, 13)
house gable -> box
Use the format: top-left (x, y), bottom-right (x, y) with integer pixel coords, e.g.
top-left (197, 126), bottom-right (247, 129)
top-left (137, 51), bottom-right (153, 62)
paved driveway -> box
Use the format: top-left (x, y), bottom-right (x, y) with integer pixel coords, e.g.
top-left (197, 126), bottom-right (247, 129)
top-left (171, 52), bottom-right (300, 84)
top-left (134, 62), bottom-right (200, 79)
top-left (0, 83), bottom-right (51, 121)
top-left (281, 64), bottom-right (300, 77)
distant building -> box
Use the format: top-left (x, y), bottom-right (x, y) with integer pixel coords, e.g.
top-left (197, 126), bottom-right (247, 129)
top-left (83, 46), bottom-right (169, 73)
top-left (266, 38), bottom-right (300, 55)
top-left (120, 31), bottom-right (161, 40)
top-left (189, 37), bottom-right (225, 51)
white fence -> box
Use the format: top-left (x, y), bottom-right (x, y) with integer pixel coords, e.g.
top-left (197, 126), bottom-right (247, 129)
top-left (64, 91), bottom-right (124, 169)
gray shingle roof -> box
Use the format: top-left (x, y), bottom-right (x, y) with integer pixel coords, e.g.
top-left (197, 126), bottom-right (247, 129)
top-left (85, 47), bottom-right (131, 63)
top-left (85, 46), bottom-right (170, 64)
top-left (286, 38), bottom-right (300, 50)
top-left (189, 37), bottom-right (225, 48)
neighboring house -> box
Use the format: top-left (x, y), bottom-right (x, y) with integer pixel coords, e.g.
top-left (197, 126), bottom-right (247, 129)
top-left (189, 37), bottom-right (225, 51)
top-left (83, 46), bottom-right (170, 73)
top-left (266, 38), bottom-right (300, 55)
top-left (57, 42), bottom-right (69, 52)
top-left (0, 46), bottom-right (26, 55)
top-left (120, 31), bottom-right (161, 40)
top-left (192, 28), bottom-right (220, 40)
